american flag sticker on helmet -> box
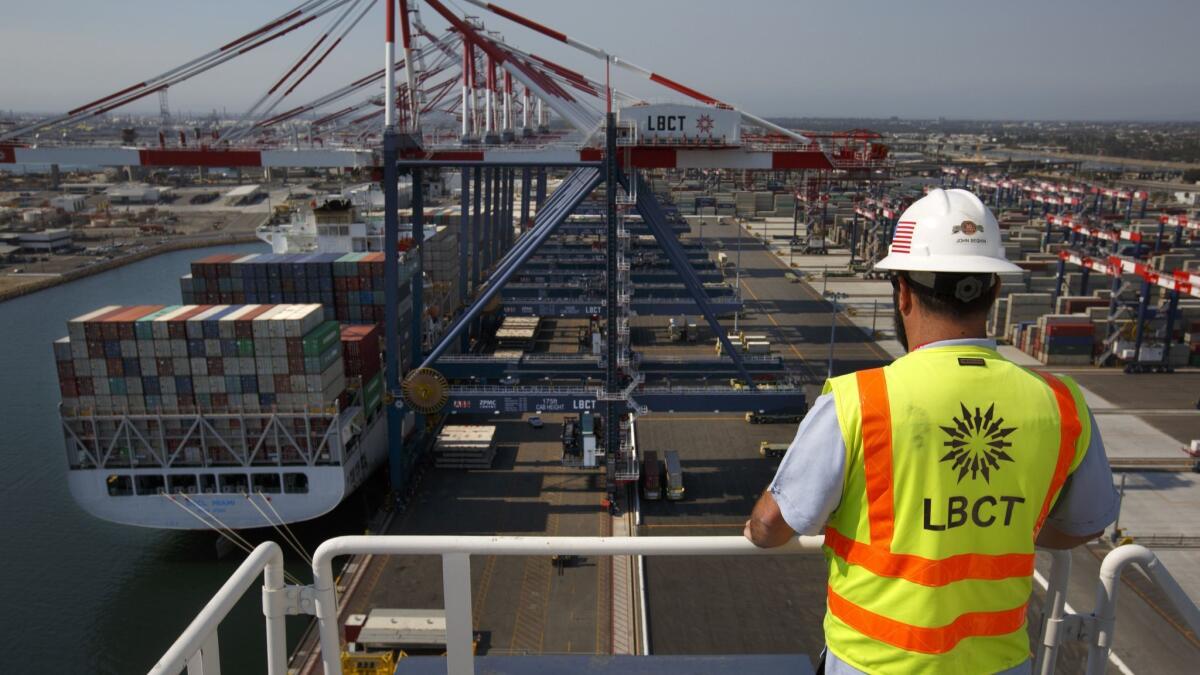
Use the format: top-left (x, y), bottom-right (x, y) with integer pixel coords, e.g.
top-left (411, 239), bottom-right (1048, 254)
top-left (892, 220), bottom-right (916, 253)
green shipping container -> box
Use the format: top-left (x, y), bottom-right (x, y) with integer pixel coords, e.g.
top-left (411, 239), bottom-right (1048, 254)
top-left (237, 338), bottom-right (255, 357)
top-left (302, 321), bottom-right (341, 357)
top-left (363, 371), bottom-right (384, 412)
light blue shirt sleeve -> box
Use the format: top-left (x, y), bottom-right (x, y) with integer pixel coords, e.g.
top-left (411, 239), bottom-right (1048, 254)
top-left (768, 393), bottom-right (846, 536)
top-left (1044, 411), bottom-right (1119, 536)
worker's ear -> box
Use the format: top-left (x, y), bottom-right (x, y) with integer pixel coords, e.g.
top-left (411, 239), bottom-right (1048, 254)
top-left (896, 275), bottom-right (914, 316)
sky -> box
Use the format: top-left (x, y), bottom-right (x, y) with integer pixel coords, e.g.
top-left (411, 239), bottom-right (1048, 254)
top-left (2, 0), bottom-right (1199, 121)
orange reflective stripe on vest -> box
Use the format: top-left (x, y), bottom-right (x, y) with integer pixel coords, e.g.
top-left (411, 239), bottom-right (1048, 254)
top-left (823, 528), bottom-right (1035, 586)
top-left (858, 368), bottom-right (895, 547)
top-left (822, 353), bottom-right (1088, 667)
top-left (828, 587), bottom-right (1028, 655)
top-left (828, 367), bottom-right (1082, 586)
top-left (1030, 370), bottom-right (1082, 534)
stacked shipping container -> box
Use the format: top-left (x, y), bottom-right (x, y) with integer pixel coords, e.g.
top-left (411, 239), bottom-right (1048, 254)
top-left (340, 324), bottom-right (384, 417)
top-left (180, 252), bottom-right (413, 326)
top-left (54, 304), bottom-right (347, 415)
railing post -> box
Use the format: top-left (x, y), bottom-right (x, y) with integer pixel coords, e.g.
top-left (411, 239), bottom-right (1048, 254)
top-left (186, 632), bottom-right (220, 675)
top-left (443, 553), bottom-right (475, 675)
top-left (313, 554), bottom-right (344, 675)
top-left (1035, 549), bottom-right (1071, 675)
top-left (262, 554), bottom-right (287, 675)
top-left (1086, 544), bottom-right (1200, 675)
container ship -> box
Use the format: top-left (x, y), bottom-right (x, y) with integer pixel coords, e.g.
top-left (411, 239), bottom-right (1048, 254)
top-left (51, 194), bottom-right (449, 530)
top-left (52, 302), bottom-right (407, 529)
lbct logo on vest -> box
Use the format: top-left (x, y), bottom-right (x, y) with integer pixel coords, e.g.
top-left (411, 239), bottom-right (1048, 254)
top-left (939, 403), bottom-right (1016, 483)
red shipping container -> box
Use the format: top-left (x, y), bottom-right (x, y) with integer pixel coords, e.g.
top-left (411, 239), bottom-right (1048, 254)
top-left (341, 323), bottom-right (381, 379)
top-left (207, 357), bottom-right (225, 376)
top-left (106, 357), bottom-right (124, 377)
top-left (274, 375), bottom-right (291, 393)
top-left (211, 393), bottom-right (228, 409)
top-left (61, 378), bottom-right (79, 397)
top-left (57, 361), bottom-right (75, 380)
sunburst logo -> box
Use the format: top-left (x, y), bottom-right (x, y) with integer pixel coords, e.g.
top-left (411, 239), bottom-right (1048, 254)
top-left (939, 403), bottom-right (1017, 483)
top-left (696, 114), bottom-right (714, 135)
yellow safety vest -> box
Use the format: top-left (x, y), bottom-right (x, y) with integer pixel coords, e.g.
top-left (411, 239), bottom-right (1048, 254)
top-left (821, 344), bottom-right (1090, 674)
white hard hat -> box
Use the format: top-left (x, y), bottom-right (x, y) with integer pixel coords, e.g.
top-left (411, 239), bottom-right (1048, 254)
top-left (873, 188), bottom-right (1022, 274)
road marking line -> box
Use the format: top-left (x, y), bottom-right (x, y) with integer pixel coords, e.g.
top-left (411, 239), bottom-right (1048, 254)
top-left (751, 239), bottom-right (894, 363)
top-left (737, 278), bottom-right (806, 362)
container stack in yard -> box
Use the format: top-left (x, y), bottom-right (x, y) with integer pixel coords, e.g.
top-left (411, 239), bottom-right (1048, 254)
top-left (970, 213), bottom-right (1200, 367)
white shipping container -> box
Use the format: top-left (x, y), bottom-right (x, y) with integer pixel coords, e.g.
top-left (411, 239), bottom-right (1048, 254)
top-left (68, 305), bottom-right (121, 339)
top-left (152, 306), bottom-right (189, 339)
top-left (218, 305), bottom-right (257, 339)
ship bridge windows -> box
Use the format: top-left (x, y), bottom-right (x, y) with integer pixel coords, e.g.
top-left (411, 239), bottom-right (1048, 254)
top-left (134, 474), bottom-right (166, 496)
top-left (167, 474), bottom-right (199, 494)
top-left (199, 474), bottom-right (217, 494)
top-left (106, 474), bottom-right (133, 497)
top-left (251, 473), bottom-right (282, 494)
top-left (283, 473), bottom-right (309, 494)
top-left (218, 474), bottom-right (249, 494)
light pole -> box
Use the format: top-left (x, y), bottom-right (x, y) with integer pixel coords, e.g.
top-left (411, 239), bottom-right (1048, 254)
top-left (824, 291), bottom-right (847, 380)
top-left (735, 217), bottom-right (742, 295)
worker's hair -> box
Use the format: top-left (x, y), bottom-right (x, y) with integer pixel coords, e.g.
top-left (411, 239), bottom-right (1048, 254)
top-left (895, 271), bottom-right (998, 318)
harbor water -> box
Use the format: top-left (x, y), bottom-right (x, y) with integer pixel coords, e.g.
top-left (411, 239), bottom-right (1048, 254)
top-left (0, 243), bottom-right (377, 674)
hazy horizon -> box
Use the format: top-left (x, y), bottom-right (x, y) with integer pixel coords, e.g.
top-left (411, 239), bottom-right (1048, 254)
top-left (2, 0), bottom-right (1198, 122)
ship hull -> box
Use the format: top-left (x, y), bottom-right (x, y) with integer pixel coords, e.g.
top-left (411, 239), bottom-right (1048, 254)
top-left (65, 414), bottom-right (389, 530)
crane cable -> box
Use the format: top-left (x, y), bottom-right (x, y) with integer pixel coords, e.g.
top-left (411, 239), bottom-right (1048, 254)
top-left (246, 491), bottom-right (313, 566)
top-left (162, 493), bottom-right (305, 585)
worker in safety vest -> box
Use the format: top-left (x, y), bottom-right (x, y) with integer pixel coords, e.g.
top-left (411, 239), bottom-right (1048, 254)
top-left (745, 189), bottom-right (1118, 674)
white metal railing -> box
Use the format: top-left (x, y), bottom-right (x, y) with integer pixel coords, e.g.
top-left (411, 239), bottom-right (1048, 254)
top-left (150, 541), bottom-right (287, 675)
top-left (153, 538), bottom-right (1200, 675)
top-left (311, 535), bottom-right (820, 675)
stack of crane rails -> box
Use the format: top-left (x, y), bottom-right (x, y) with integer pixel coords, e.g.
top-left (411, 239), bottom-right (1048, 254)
top-left (288, 412), bottom-right (613, 674)
top-left (433, 424), bottom-right (498, 469)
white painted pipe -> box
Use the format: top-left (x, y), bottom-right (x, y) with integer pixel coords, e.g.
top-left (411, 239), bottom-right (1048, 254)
top-left (150, 542), bottom-right (286, 675)
top-left (1034, 549), bottom-right (1071, 675)
top-left (1087, 544), bottom-right (1200, 675)
top-left (312, 535), bottom-right (821, 675)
